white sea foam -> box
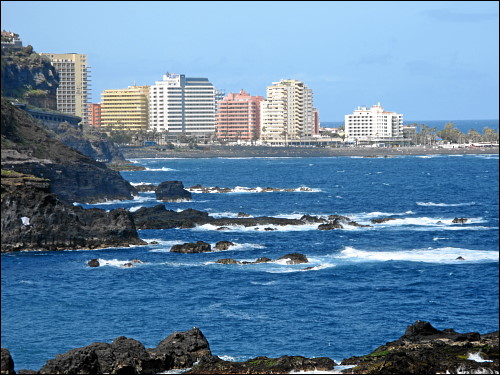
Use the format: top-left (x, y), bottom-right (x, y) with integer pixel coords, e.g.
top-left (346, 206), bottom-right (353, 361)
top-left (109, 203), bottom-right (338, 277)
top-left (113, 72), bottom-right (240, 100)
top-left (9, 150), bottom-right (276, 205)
top-left (189, 186), bottom-right (321, 193)
top-left (192, 223), bottom-right (319, 232)
top-left (336, 246), bottom-right (499, 264)
top-left (129, 205), bottom-right (144, 212)
top-left (144, 167), bottom-right (177, 171)
top-left (466, 352), bottom-right (493, 363)
top-left (289, 369), bottom-right (340, 374)
top-left (416, 201), bottom-right (476, 207)
top-left (93, 258), bottom-right (145, 268)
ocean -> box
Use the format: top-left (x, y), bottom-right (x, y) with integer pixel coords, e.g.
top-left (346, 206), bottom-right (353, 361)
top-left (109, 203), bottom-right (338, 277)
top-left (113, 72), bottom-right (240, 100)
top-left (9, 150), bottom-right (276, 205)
top-left (322, 119), bottom-right (499, 134)
top-left (1, 154), bottom-right (499, 372)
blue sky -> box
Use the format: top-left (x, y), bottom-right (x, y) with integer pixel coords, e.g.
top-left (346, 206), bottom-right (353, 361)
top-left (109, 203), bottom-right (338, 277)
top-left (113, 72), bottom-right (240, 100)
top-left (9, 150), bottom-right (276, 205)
top-left (2, 1), bottom-right (498, 121)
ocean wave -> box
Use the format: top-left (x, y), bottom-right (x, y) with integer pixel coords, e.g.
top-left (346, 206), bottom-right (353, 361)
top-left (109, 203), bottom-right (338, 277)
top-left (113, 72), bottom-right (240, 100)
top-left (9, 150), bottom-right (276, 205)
top-left (335, 246), bottom-right (499, 264)
top-left (144, 167), bottom-right (177, 171)
top-left (416, 201), bottom-right (477, 207)
top-left (188, 186), bottom-right (321, 193)
top-left (192, 223), bottom-right (319, 232)
top-left (91, 258), bottom-right (146, 268)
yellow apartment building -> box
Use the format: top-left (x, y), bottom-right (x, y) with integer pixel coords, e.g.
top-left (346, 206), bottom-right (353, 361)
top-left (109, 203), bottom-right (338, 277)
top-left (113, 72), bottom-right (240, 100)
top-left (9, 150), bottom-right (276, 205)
top-left (100, 86), bottom-right (150, 131)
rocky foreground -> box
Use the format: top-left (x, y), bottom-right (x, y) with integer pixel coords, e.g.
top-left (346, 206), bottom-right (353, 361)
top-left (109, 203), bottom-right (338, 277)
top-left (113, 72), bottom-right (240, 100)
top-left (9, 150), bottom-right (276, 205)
top-left (1, 321), bottom-right (497, 374)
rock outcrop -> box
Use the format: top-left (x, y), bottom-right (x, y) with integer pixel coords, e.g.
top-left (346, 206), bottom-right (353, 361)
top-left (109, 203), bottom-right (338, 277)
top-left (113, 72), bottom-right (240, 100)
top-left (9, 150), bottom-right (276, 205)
top-left (216, 254), bottom-right (307, 266)
top-left (155, 181), bottom-right (192, 202)
top-left (1, 348), bottom-right (15, 375)
top-left (35, 328), bottom-right (212, 375)
top-left (185, 355), bottom-right (336, 374)
top-left (1, 45), bottom-right (59, 110)
top-left (170, 241), bottom-right (212, 254)
top-left (1, 98), bottom-right (137, 203)
top-left (1, 170), bottom-right (145, 252)
top-left (341, 320), bottom-right (499, 374)
top-left (3, 323), bottom-right (498, 374)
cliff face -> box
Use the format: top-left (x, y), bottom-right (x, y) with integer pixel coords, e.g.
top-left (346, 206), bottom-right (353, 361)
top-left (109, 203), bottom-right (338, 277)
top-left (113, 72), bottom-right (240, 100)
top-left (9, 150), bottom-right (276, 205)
top-left (1, 170), bottom-right (145, 252)
top-left (1, 98), bottom-right (137, 203)
top-left (1, 45), bottom-right (58, 109)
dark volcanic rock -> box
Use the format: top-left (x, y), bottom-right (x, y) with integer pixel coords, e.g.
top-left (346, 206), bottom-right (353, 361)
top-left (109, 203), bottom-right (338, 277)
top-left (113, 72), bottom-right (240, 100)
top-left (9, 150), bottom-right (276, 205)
top-left (1, 348), bottom-right (15, 375)
top-left (215, 241), bottom-right (235, 250)
top-left (1, 170), bottom-right (145, 252)
top-left (36, 328), bottom-right (212, 374)
top-left (276, 253), bottom-right (309, 264)
top-left (170, 241), bottom-right (212, 253)
top-left (131, 205), bottom-right (210, 229)
top-left (155, 181), bottom-right (192, 202)
top-left (186, 355), bottom-right (336, 374)
top-left (88, 259), bottom-right (100, 267)
top-left (370, 217), bottom-right (397, 224)
top-left (216, 258), bottom-right (241, 264)
top-left (299, 214), bottom-right (327, 224)
top-left (134, 184), bottom-right (157, 192)
top-left (452, 217), bottom-right (468, 224)
top-left (341, 321), bottom-right (499, 374)
top-left (318, 221), bottom-right (344, 230)
top-left (150, 327), bottom-right (212, 369)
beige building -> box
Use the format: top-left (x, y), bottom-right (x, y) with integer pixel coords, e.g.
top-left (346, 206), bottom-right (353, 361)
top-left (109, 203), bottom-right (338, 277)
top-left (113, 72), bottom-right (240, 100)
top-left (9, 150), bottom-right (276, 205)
top-left (100, 86), bottom-right (150, 132)
top-left (260, 79), bottom-right (315, 144)
top-left (40, 53), bottom-right (91, 125)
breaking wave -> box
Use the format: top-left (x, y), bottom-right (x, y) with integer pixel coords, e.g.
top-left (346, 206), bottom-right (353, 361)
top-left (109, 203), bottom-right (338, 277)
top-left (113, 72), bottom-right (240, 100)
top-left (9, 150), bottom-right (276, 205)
top-left (416, 201), bottom-right (477, 207)
top-left (335, 246), bottom-right (499, 264)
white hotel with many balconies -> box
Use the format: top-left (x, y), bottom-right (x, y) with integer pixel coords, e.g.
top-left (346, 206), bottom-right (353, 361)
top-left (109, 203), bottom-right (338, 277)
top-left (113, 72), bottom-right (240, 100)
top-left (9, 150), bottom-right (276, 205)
top-left (344, 103), bottom-right (404, 145)
top-left (149, 73), bottom-right (215, 139)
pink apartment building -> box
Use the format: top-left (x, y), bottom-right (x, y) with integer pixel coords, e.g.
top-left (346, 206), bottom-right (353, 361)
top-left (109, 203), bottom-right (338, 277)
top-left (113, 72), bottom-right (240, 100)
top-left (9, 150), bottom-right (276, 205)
top-left (216, 90), bottom-right (264, 142)
top-left (87, 103), bottom-right (101, 127)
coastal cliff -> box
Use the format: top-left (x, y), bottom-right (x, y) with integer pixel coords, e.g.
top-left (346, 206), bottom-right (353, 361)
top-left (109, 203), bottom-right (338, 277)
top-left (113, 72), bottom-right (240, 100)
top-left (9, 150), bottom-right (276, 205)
top-left (1, 169), bottom-right (145, 252)
top-left (1, 45), bottom-right (59, 110)
top-left (1, 98), bottom-right (137, 203)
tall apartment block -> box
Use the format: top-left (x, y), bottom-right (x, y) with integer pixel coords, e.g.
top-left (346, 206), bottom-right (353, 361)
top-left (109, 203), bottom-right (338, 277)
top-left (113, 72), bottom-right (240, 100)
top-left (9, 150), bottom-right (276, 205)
top-left (215, 90), bottom-right (264, 142)
top-left (344, 103), bottom-right (404, 144)
top-left (149, 73), bottom-right (215, 139)
top-left (40, 53), bottom-right (91, 125)
top-left (100, 86), bottom-right (150, 131)
top-left (260, 79), bottom-right (316, 144)
top-left (87, 103), bottom-right (102, 127)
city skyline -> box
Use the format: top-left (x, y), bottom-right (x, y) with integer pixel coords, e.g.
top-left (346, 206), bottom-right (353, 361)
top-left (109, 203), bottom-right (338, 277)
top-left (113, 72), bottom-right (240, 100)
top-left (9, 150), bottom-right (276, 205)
top-left (1, 1), bottom-right (499, 121)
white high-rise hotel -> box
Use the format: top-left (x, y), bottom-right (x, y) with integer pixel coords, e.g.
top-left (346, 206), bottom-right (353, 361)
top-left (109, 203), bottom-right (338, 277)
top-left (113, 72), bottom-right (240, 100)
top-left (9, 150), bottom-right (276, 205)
top-left (260, 79), bottom-right (316, 144)
top-left (149, 73), bottom-right (215, 138)
top-left (344, 103), bottom-right (404, 143)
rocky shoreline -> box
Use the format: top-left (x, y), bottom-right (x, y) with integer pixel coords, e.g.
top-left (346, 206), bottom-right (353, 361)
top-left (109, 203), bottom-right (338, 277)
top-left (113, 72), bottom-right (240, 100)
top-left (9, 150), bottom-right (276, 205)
top-left (1, 321), bottom-right (498, 374)
top-left (119, 144), bottom-right (499, 159)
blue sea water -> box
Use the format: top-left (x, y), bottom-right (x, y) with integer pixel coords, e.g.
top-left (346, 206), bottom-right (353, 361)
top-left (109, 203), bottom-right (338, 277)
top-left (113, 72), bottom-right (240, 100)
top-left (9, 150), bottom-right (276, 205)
top-left (2, 154), bottom-right (499, 371)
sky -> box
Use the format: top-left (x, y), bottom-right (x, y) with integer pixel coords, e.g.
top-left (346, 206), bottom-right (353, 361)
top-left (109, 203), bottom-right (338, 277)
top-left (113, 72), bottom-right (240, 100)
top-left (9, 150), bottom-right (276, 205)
top-left (1, 1), bottom-right (499, 122)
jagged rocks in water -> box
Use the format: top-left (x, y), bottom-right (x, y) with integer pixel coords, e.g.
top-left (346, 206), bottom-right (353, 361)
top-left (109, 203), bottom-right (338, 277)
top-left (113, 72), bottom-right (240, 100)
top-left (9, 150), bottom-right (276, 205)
top-left (155, 181), bottom-right (192, 202)
top-left (215, 241), bottom-right (235, 250)
top-left (88, 259), bottom-right (100, 267)
top-left (276, 253), bottom-right (309, 265)
top-left (452, 217), bottom-right (468, 224)
top-left (170, 241), bottom-right (212, 253)
top-left (237, 212), bottom-right (250, 217)
top-left (131, 205), bottom-right (210, 230)
top-left (134, 184), bottom-right (157, 192)
top-left (341, 321), bottom-right (499, 374)
top-left (318, 221), bottom-right (344, 230)
top-left (216, 258), bottom-right (241, 264)
top-left (370, 217), bottom-right (397, 224)
top-left (299, 215), bottom-right (327, 224)
top-left (1, 348), bottom-right (15, 375)
top-left (186, 355), bottom-right (336, 374)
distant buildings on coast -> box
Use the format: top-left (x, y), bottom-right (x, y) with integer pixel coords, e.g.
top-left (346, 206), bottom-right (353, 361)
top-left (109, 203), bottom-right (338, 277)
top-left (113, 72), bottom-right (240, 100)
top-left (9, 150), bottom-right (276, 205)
top-left (7, 30), bottom-right (417, 146)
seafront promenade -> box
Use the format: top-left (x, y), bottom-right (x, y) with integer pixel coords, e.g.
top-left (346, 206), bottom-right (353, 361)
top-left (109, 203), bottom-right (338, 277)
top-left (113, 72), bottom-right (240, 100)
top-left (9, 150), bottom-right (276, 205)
top-left (119, 144), bottom-right (499, 159)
